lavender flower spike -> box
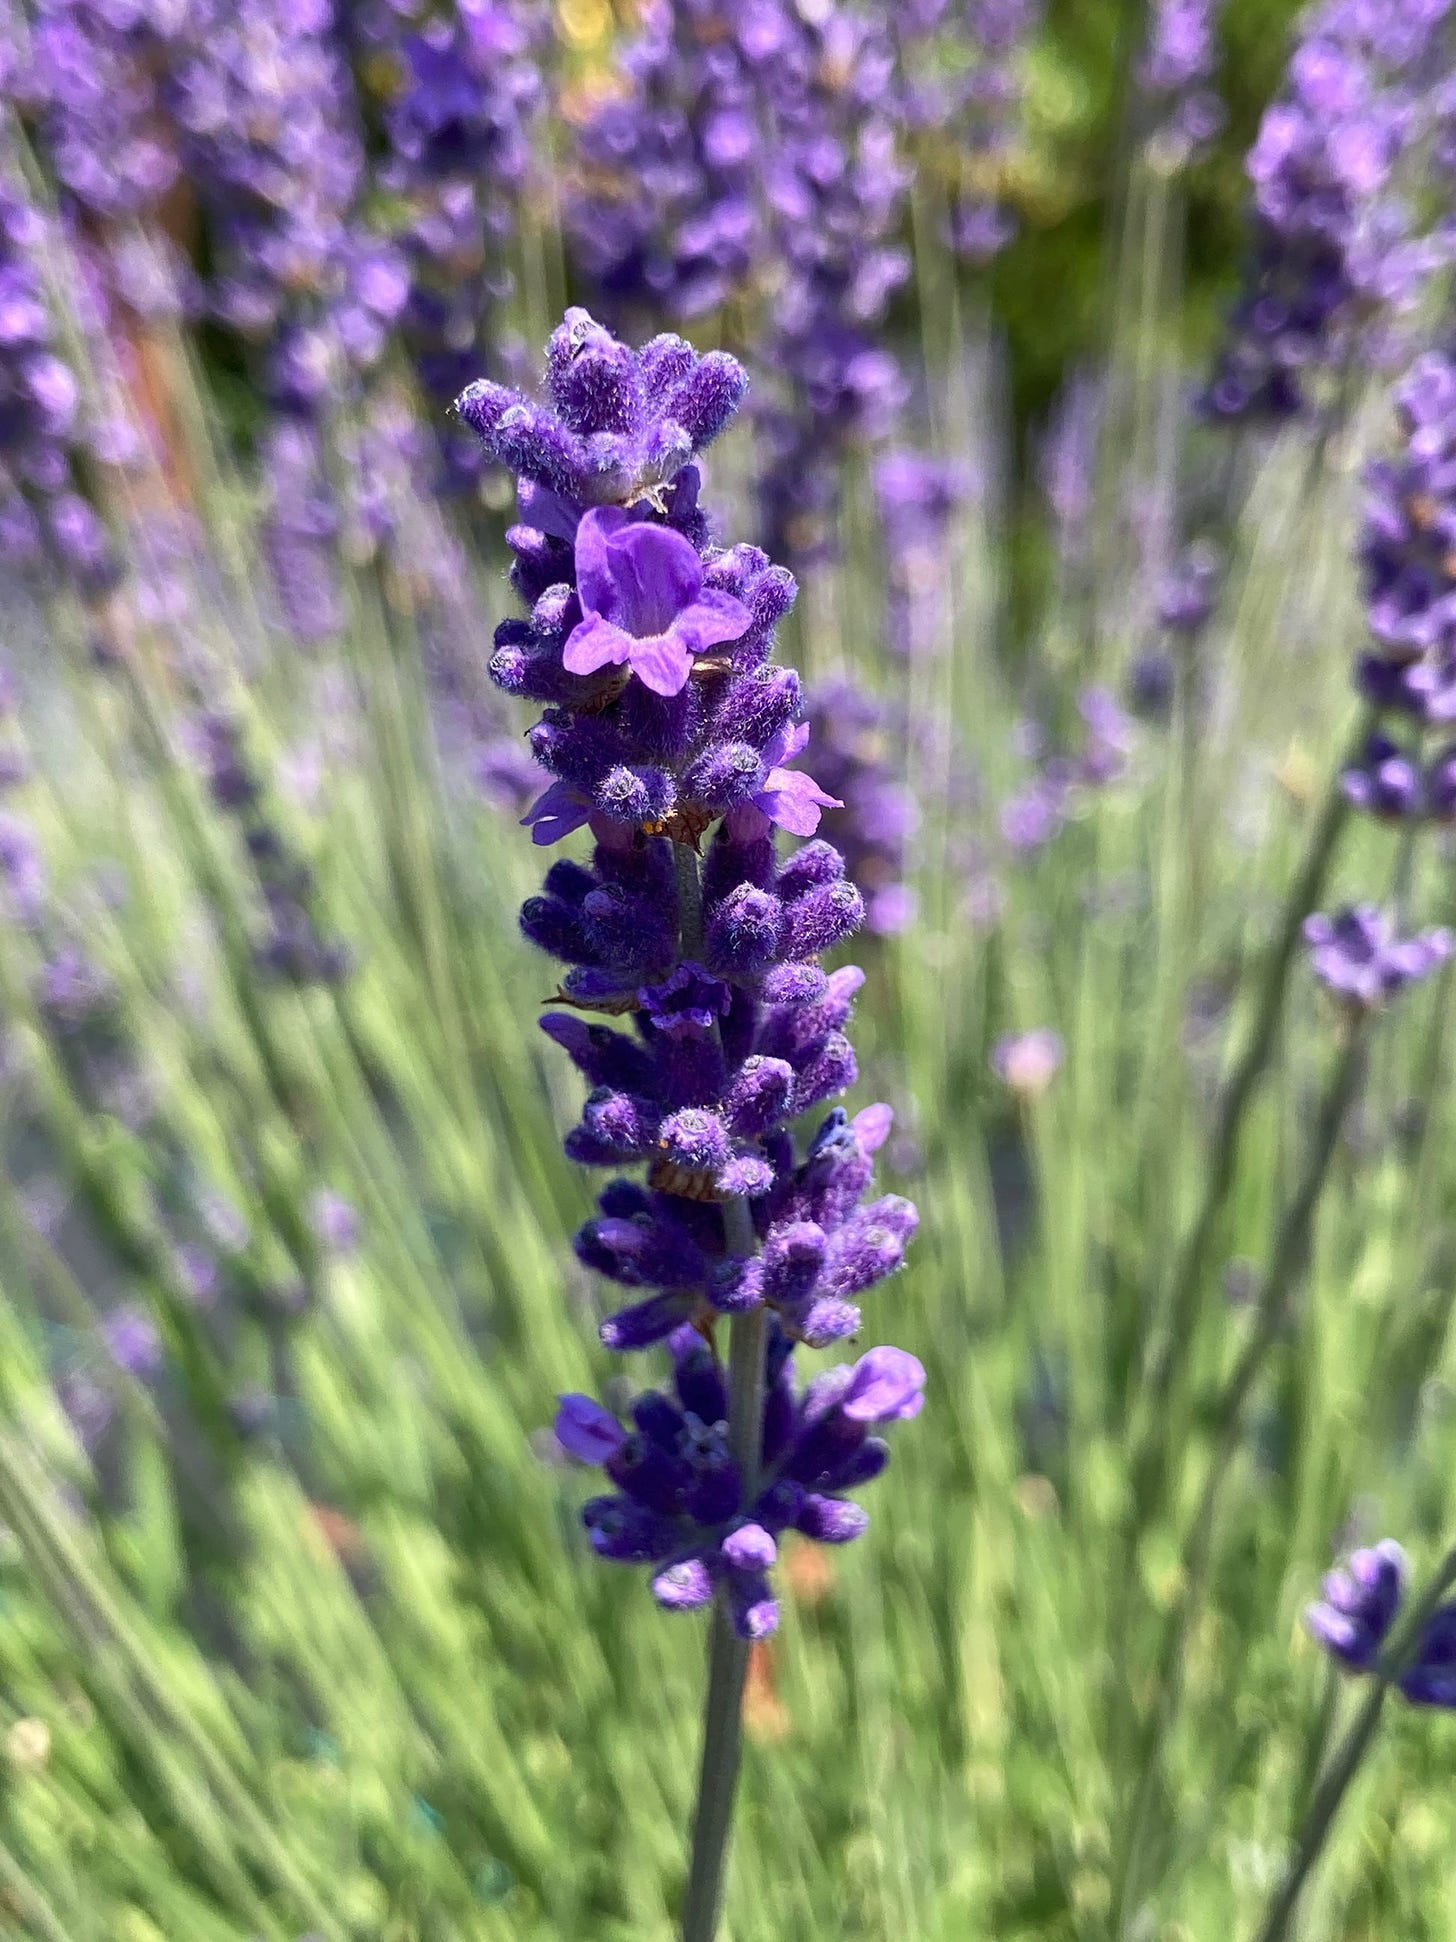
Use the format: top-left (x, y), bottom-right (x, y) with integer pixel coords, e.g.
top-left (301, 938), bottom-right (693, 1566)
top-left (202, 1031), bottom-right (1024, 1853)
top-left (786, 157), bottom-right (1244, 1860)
top-left (462, 312), bottom-right (921, 1941)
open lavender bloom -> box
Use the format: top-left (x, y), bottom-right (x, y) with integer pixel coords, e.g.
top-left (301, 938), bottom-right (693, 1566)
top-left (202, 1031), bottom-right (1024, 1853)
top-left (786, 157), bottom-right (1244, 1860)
top-left (1304, 905), bottom-right (1452, 1008)
top-left (460, 312), bottom-right (920, 1629)
top-left (556, 1325), bottom-right (923, 1639)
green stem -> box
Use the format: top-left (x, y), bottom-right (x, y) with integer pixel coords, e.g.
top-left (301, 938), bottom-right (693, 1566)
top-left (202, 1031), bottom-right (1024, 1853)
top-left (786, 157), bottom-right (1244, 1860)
top-left (672, 842), bottom-right (766, 1942)
top-left (1253, 1542), bottom-right (1456, 1942)
top-left (1128, 728), bottom-right (1362, 1512)
top-left (1114, 1022), bottom-right (1367, 1930)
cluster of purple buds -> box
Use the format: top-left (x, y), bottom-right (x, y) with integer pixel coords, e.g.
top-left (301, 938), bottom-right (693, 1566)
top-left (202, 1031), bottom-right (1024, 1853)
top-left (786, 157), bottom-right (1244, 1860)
top-left (371, 0), bottom-right (542, 492)
top-left (1303, 349), bottom-right (1456, 1009)
top-left (565, 0), bottom-right (912, 569)
top-left (164, 0), bottom-right (410, 631)
top-left (895, 0), bottom-right (1041, 263)
top-left (1000, 687), bottom-right (1136, 854)
top-left (1204, 0), bottom-right (1454, 424)
top-left (1354, 351), bottom-right (1456, 738)
top-left (21, 0), bottom-right (200, 321)
top-left (803, 676), bottom-right (918, 936)
top-left (0, 159), bottom-right (115, 591)
top-left (459, 309), bottom-right (921, 1634)
top-left (557, 1328), bottom-right (922, 1638)
top-left (1136, 0), bottom-right (1226, 167)
top-left (874, 450), bottom-right (973, 658)
top-left (190, 710), bottom-right (350, 986)
top-left (1307, 1540), bottom-right (1456, 1705)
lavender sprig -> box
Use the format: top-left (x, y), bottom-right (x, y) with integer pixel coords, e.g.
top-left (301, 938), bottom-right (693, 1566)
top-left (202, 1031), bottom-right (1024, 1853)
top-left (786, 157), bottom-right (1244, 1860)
top-left (456, 308), bottom-right (921, 1939)
top-left (1205, 0), bottom-right (1454, 424)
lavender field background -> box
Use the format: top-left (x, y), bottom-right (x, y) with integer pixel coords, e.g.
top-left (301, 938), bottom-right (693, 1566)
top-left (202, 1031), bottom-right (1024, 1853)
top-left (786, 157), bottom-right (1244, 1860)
top-left (4, 0), bottom-right (1456, 1937)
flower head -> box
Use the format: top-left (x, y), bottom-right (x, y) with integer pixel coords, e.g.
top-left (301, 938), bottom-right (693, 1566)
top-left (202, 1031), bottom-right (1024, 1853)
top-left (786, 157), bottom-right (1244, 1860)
top-left (1306, 1539), bottom-right (1407, 1669)
top-left (564, 508), bottom-right (752, 696)
top-left (1305, 905), bottom-right (1453, 1008)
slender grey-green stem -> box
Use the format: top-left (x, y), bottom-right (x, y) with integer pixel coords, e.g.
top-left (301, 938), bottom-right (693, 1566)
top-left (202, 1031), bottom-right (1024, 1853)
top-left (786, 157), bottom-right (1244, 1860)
top-left (1128, 723), bottom-right (1365, 1514)
top-left (1253, 1541), bottom-right (1456, 1942)
top-left (1114, 1021), bottom-right (1368, 1931)
top-left (673, 842), bottom-right (768, 1942)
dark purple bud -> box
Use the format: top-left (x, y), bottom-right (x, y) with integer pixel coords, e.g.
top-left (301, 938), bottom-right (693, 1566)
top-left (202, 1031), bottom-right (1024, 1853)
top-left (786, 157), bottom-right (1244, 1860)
top-left (606, 1433), bottom-right (690, 1513)
top-left (722, 1521), bottom-right (777, 1571)
top-left (714, 1152), bottom-right (775, 1197)
top-left (762, 1222), bottom-right (829, 1306)
top-left (599, 1292), bottom-right (697, 1351)
top-left (594, 764), bottom-right (676, 826)
top-left (652, 1556), bottom-right (716, 1610)
top-left (798, 1297), bottom-right (863, 1348)
top-left (672, 1336), bottom-right (728, 1424)
top-left (760, 962), bottom-right (827, 1004)
top-left (683, 742), bottom-right (765, 811)
top-left (663, 351), bottom-right (749, 449)
top-left (785, 880), bottom-right (864, 958)
top-left (709, 1255), bottom-right (766, 1315)
top-left (795, 1494), bottom-right (870, 1543)
top-left (520, 896), bottom-right (597, 964)
top-left (543, 859), bottom-right (596, 906)
top-left (555, 1395), bottom-right (627, 1465)
top-left (705, 884), bottom-right (784, 976)
top-left (1399, 1605), bottom-right (1456, 1707)
top-left (723, 1056), bottom-right (796, 1136)
top-left (791, 1032), bottom-right (858, 1112)
top-left (581, 1090), bottom-right (659, 1157)
top-left (776, 839), bottom-right (845, 900)
top-left (710, 666), bottom-right (801, 747)
top-left (582, 1495), bottom-right (680, 1563)
top-left (1306, 1540), bottom-right (1408, 1671)
top-left (728, 1573), bottom-right (779, 1641)
top-left (632, 1392), bottom-right (687, 1449)
top-left (659, 1107), bottom-right (731, 1171)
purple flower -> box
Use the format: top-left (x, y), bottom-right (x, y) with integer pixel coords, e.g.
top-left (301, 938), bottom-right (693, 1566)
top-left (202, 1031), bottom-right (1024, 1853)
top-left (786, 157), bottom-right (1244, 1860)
top-left (474, 312), bottom-right (920, 1635)
top-left (1305, 905), bottom-right (1453, 1007)
top-left (726, 721), bottom-right (841, 841)
top-left (991, 1028), bottom-right (1065, 1097)
top-left (564, 508), bottom-right (752, 697)
top-left (1306, 1539), bottom-right (1407, 1669)
top-left (639, 962), bottom-right (733, 1038)
top-left (561, 1320), bottom-right (916, 1637)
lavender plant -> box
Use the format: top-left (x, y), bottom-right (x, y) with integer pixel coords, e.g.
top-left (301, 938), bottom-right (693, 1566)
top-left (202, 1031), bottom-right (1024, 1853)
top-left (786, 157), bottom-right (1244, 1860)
top-left (455, 307), bottom-right (921, 1936)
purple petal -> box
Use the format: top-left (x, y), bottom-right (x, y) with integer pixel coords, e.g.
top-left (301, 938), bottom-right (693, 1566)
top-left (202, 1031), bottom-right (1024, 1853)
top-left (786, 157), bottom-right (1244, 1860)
top-left (627, 630), bottom-right (695, 697)
top-left (756, 767), bottom-right (841, 837)
top-left (554, 1394), bottom-right (626, 1464)
top-left (521, 780), bottom-right (592, 845)
top-left (851, 1103), bottom-right (894, 1153)
top-left (577, 507), bottom-right (704, 636)
top-left (672, 588), bottom-right (752, 655)
top-left (841, 1346), bottom-right (926, 1423)
top-left (562, 612), bottom-right (632, 678)
top-left (517, 480), bottom-right (580, 542)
